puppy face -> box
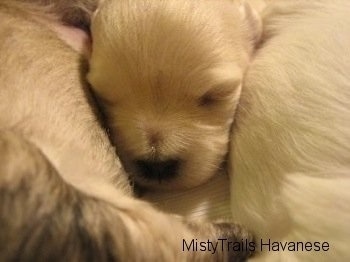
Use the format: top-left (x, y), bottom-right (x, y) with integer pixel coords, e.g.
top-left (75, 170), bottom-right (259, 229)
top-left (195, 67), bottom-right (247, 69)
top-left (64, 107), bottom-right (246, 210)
top-left (88, 0), bottom-right (260, 190)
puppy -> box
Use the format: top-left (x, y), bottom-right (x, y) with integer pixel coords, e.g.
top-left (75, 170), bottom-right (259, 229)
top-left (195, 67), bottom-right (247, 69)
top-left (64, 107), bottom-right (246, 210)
top-left (0, 1), bottom-right (253, 261)
top-left (230, 1), bottom-right (350, 260)
top-left (87, 0), bottom-right (262, 190)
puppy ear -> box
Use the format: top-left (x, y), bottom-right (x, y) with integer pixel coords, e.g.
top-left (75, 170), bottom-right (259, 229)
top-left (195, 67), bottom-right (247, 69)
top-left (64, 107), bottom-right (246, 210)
top-left (91, 0), bottom-right (107, 22)
top-left (239, 1), bottom-right (262, 47)
top-left (92, 6), bottom-right (100, 21)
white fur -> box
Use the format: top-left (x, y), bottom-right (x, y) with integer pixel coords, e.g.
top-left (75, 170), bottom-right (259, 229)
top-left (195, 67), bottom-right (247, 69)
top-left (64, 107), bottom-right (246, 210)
top-left (230, 1), bottom-right (350, 260)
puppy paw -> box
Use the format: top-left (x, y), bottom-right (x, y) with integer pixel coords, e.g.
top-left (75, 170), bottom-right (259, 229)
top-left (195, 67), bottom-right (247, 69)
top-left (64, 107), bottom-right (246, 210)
top-left (214, 222), bottom-right (255, 262)
top-left (186, 221), bottom-right (255, 261)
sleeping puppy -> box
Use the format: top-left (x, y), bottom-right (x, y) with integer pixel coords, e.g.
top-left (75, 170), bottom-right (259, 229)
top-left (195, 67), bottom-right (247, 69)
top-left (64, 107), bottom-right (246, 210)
top-left (230, 0), bottom-right (350, 260)
top-left (88, 0), bottom-right (262, 190)
top-left (0, 1), bottom-right (253, 261)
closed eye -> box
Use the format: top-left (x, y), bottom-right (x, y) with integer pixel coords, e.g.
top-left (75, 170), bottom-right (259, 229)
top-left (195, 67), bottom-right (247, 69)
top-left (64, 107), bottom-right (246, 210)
top-left (197, 85), bottom-right (238, 108)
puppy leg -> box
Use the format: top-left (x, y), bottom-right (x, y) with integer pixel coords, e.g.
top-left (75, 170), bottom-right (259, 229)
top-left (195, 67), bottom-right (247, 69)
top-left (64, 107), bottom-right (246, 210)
top-left (0, 131), bottom-right (253, 261)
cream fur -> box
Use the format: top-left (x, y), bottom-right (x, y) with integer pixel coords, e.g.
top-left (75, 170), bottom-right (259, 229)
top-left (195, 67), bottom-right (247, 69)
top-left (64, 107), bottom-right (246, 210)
top-left (0, 1), bottom-right (254, 260)
top-left (88, 0), bottom-right (261, 190)
top-left (230, 1), bottom-right (350, 260)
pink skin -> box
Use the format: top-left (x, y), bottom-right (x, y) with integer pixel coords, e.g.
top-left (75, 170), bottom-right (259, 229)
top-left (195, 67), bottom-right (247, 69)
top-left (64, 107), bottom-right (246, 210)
top-left (51, 24), bottom-right (91, 57)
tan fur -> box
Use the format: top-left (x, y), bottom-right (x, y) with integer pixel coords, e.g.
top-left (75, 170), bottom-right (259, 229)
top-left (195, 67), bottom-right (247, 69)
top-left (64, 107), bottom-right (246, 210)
top-left (0, 1), bottom-right (253, 261)
top-left (88, 0), bottom-right (261, 190)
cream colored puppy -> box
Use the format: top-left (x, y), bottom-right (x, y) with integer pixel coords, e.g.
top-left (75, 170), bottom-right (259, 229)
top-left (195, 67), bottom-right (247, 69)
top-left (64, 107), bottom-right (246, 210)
top-left (88, 0), bottom-right (261, 190)
top-left (230, 1), bottom-right (350, 261)
top-left (0, 1), bottom-right (253, 260)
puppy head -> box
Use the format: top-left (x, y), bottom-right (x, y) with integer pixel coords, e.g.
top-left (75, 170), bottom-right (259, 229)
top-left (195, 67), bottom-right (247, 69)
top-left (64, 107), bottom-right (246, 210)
top-left (88, 0), bottom-right (261, 190)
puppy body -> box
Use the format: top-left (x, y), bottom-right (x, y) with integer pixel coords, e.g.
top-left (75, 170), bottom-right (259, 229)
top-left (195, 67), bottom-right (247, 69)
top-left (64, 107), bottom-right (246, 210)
top-left (230, 1), bottom-right (350, 260)
top-left (0, 0), bottom-right (128, 197)
top-left (0, 1), bottom-right (252, 260)
top-left (88, 0), bottom-right (261, 189)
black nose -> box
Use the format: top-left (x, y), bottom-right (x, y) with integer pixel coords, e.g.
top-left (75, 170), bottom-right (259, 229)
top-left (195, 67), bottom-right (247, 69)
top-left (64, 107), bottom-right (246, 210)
top-left (134, 159), bottom-right (180, 182)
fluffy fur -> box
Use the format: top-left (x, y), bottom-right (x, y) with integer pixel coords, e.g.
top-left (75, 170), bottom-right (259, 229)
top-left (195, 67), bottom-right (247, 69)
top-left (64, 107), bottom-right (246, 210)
top-left (87, 0), bottom-right (262, 190)
top-left (0, 1), bottom-right (253, 261)
top-left (229, 1), bottom-right (350, 261)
